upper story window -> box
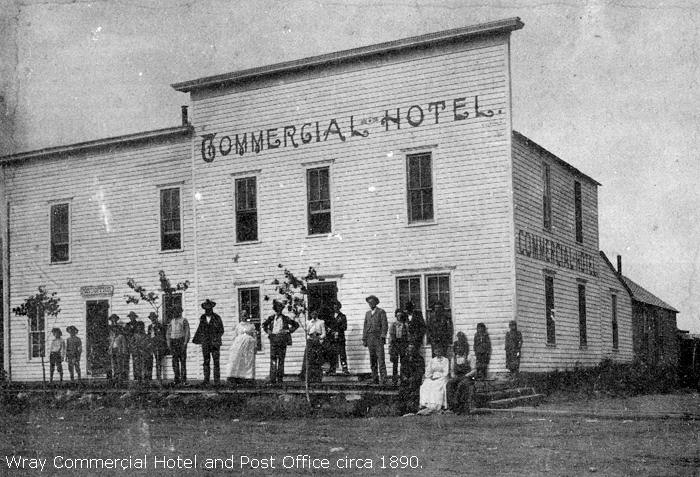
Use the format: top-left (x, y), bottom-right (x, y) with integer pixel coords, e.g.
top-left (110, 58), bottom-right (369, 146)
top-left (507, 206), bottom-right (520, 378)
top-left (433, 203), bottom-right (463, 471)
top-left (160, 187), bottom-right (181, 251)
top-left (574, 181), bottom-right (583, 243)
top-left (542, 163), bottom-right (552, 230)
top-left (407, 152), bottom-right (434, 223)
top-left (50, 202), bottom-right (70, 263)
top-left (307, 166), bottom-right (331, 235)
top-left (235, 177), bottom-right (258, 242)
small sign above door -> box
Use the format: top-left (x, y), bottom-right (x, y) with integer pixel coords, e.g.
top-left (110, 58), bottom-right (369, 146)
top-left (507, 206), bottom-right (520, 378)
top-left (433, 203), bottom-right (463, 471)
top-left (80, 285), bottom-right (114, 297)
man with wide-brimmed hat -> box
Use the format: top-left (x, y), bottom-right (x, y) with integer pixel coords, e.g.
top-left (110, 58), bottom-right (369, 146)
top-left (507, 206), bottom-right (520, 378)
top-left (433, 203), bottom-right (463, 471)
top-left (146, 311), bottom-right (168, 383)
top-left (326, 300), bottom-right (349, 375)
top-left (262, 299), bottom-right (299, 384)
top-left (65, 325), bottom-right (82, 382)
top-left (362, 295), bottom-right (388, 384)
top-left (192, 298), bottom-right (225, 385)
top-left (107, 314), bottom-right (128, 385)
top-left (125, 311), bottom-right (141, 380)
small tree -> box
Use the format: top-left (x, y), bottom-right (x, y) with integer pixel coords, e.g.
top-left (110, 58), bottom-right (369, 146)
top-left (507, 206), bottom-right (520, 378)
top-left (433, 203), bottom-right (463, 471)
top-left (265, 264), bottom-right (322, 401)
top-left (12, 286), bottom-right (61, 386)
top-left (125, 270), bottom-right (190, 318)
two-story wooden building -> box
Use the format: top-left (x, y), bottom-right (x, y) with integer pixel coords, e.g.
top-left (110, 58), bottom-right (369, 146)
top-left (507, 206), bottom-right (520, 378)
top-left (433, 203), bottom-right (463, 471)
top-left (1, 18), bottom-right (639, 381)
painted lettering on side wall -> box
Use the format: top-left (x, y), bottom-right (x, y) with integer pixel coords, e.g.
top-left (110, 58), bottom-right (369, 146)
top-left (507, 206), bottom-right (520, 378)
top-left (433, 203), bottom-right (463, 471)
top-left (199, 94), bottom-right (503, 162)
top-left (516, 230), bottom-right (598, 277)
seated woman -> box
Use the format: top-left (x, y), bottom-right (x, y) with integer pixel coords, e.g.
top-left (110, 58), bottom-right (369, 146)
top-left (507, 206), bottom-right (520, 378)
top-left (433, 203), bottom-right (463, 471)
top-left (225, 320), bottom-right (257, 385)
top-left (448, 331), bottom-right (476, 414)
top-left (417, 348), bottom-right (450, 415)
top-left (300, 310), bottom-right (326, 383)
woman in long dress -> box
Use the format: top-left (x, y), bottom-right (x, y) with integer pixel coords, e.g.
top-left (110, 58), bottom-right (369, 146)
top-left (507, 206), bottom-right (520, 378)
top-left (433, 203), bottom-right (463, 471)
top-left (418, 349), bottom-right (450, 414)
top-left (226, 321), bottom-right (257, 385)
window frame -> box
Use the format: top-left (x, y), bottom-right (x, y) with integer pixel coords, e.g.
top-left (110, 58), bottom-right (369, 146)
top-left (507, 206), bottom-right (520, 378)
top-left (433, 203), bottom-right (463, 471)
top-left (28, 308), bottom-right (46, 360)
top-left (234, 175), bottom-right (259, 243)
top-left (578, 283), bottom-right (587, 348)
top-left (396, 273), bottom-right (452, 317)
top-left (159, 186), bottom-right (183, 252)
top-left (161, 292), bottom-right (183, 330)
top-left (611, 293), bottom-right (619, 351)
top-left (574, 180), bottom-right (583, 243)
top-left (542, 162), bottom-right (552, 231)
top-left (238, 286), bottom-right (262, 351)
top-left (405, 151), bottom-right (435, 225)
top-left (305, 165), bottom-right (332, 236)
top-left (49, 201), bottom-right (71, 264)
top-left (545, 274), bottom-right (556, 345)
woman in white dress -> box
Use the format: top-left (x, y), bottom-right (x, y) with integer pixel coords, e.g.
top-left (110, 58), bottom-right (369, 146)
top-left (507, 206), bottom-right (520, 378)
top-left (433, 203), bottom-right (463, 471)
top-left (418, 349), bottom-right (450, 414)
top-left (225, 320), bottom-right (257, 385)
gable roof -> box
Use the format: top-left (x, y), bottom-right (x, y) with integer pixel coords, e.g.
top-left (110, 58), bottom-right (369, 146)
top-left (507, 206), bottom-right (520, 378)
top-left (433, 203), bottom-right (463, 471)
top-left (172, 18), bottom-right (524, 93)
top-left (620, 275), bottom-right (679, 313)
top-left (513, 130), bottom-right (601, 186)
top-left (599, 251), bottom-right (633, 295)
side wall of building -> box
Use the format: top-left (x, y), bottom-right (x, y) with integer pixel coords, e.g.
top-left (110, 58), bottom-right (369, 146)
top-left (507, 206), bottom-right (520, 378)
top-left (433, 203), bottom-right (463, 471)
top-left (4, 138), bottom-right (193, 380)
top-left (632, 303), bottom-right (678, 366)
top-left (189, 34), bottom-right (518, 376)
top-left (597, 258), bottom-right (634, 361)
top-left (512, 134), bottom-right (602, 371)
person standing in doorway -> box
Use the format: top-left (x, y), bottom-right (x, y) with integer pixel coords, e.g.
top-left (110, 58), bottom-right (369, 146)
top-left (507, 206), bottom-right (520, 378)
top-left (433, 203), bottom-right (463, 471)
top-left (362, 295), bottom-right (388, 385)
top-left (192, 299), bottom-right (225, 386)
top-left (474, 322), bottom-right (492, 380)
top-left (146, 312), bottom-right (168, 384)
top-left (166, 303), bottom-right (190, 385)
top-left (262, 300), bottom-right (299, 385)
top-left (404, 301), bottom-right (426, 349)
top-left (427, 302), bottom-right (453, 357)
top-left (389, 309), bottom-right (409, 386)
top-left (326, 300), bottom-right (349, 375)
top-left (505, 320), bottom-right (523, 375)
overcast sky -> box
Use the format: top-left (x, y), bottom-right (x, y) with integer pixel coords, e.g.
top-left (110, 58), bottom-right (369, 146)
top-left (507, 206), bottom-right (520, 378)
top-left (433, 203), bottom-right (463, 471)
top-left (3, 0), bottom-right (699, 332)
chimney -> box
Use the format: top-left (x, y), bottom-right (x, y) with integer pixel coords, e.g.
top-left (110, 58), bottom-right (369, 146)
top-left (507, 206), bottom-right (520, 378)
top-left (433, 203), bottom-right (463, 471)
top-left (616, 255), bottom-right (622, 274)
top-left (181, 105), bottom-right (189, 126)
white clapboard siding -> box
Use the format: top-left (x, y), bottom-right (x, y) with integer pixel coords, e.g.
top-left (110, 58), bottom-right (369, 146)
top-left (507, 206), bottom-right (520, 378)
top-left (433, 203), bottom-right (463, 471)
top-left (191, 35), bottom-right (516, 376)
top-left (512, 133), bottom-right (613, 371)
top-left (6, 138), bottom-right (194, 381)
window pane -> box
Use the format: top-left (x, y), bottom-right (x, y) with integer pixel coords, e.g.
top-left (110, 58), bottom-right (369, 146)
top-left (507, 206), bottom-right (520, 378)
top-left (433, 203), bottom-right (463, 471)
top-left (50, 203), bottom-right (69, 262)
top-left (545, 276), bottom-right (555, 344)
top-left (307, 167), bottom-right (331, 235)
top-left (239, 287), bottom-right (262, 351)
top-left (611, 294), bottom-right (619, 350)
top-left (407, 153), bottom-right (434, 223)
top-left (161, 188), bottom-right (182, 251)
top-left (578, 284), bottom-right (587, 346)
top-left (543, 163), bottom-right (551, 230)
top-left (236, 178), bottom-right (258, 242)
top-left (575, 181), bottom-right (583, 243)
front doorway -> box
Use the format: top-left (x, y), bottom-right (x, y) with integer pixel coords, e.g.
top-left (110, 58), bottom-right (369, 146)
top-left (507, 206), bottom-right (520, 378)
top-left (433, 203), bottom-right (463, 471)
top-left (308, 281), bottom-right (337, 316)
top-left (86, 300), bottom-right (110, 376)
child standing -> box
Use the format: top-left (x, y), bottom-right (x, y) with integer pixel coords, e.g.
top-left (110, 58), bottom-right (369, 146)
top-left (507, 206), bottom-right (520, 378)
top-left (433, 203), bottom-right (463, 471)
top-left (389, 310), bottom-right (409, 386)
top-left (65, 326), bottom-right (82, 382)
top-left (48, 328), bottom-right (66, 383)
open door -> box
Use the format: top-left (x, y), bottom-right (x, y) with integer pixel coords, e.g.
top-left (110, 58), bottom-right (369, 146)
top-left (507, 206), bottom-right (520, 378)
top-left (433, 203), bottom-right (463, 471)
top-left (86, 300), bottom-right (110, 376)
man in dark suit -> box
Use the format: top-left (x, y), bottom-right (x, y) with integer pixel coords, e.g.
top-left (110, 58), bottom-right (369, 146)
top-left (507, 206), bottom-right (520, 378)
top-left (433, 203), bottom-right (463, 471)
top-left (404, 301), bottom-right (426, 349)
top-left (362, 295), bottom-right (388, 384)
top-left (262, 300), bottom-right (299, 384)
top-left (192, 299), bottom-right (225, 385)
top-left (326, 300), bottom-right (349, 375)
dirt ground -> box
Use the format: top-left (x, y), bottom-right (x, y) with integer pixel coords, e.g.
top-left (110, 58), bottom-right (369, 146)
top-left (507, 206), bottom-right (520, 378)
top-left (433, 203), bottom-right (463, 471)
top-left (0, 394), bottom-right (698, 476)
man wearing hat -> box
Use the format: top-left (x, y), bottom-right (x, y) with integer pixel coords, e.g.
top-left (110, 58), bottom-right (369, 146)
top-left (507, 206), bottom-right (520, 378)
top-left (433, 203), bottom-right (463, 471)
top-left (262, 300), bottom-right (299, 384)
top-left (108, 314), bottom-right (128, 385)
top-left (326, 300), bottom-right (349, 375)
top-left (146, 312), bottom-right (168, 383)
top-left (65, 325), bottom-right (82, 382)
top-left (192, 299), bottom-right (225, 385)
top-left (125, 311), bottom-right (141, 380)
top-left (362, 295), bottom-right (388, 384)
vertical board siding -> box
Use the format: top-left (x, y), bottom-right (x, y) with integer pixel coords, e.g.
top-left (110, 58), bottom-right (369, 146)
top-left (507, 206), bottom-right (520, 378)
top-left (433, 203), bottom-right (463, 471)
top-left (512, 134), bottom-right (610, 371)
top-left (192, 37), bottom-right (516, 376)
top-left (6, 139), bottom-right (194, 380)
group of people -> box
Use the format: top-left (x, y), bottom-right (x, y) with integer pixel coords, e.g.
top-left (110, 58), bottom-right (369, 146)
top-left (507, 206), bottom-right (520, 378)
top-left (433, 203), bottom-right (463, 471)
top-left (88, 294), bottom-right (523, 410)
top-left (46, 325), bottom-right (82, 383)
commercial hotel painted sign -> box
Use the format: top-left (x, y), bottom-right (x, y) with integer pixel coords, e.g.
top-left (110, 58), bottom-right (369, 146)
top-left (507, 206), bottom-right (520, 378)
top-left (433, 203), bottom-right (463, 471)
top-left (517, 229), bottom-right (597, 277)
top-left (200, 94), bottom-right (504, 162)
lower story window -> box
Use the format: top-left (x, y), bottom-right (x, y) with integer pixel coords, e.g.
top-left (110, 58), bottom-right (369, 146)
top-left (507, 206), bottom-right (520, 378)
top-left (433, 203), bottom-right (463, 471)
top-left (396, 273), bottom-right (451, 317)
top-left (29, 311), bottom-right (46, 358)
top-left (545, 275), bottom-right (555, 345)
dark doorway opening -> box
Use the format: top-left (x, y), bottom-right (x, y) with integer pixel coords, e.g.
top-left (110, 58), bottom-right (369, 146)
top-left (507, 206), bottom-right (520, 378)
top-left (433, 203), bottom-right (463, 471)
top-left (86, 300), bottom-right (110, 376)
top-left (308, 282), bottom-right (337, 317)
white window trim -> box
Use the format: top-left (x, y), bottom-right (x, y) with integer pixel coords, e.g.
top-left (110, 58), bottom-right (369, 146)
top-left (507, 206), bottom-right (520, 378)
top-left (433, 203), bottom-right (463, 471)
top-left (232, 173), bottom-right (261, 245)
top-left (48, 199), bottom-right (72, 265)
top-left (395, 271), bottom-right (453, 317)
top-left (158, 185), bottom-right (184, 253)
top-left (403, 146), bottom-right (438, 227)
top-left (26, 311), bottom-right (46, 362)
top-left (303, 162), bottom-right (334, 237)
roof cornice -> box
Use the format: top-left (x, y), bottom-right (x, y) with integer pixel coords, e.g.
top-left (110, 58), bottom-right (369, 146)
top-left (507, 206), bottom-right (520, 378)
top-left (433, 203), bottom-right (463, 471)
top-left (1, 125), bottom-right (193, 164)
top-left (171, 17), bottom-right (524, 93)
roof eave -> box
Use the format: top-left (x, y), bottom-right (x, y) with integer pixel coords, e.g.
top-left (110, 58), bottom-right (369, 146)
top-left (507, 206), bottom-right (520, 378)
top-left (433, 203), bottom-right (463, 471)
top-left (171, 17), bottom-right (524, 93)
top-left (1, 125), bottom-right (194, 164)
